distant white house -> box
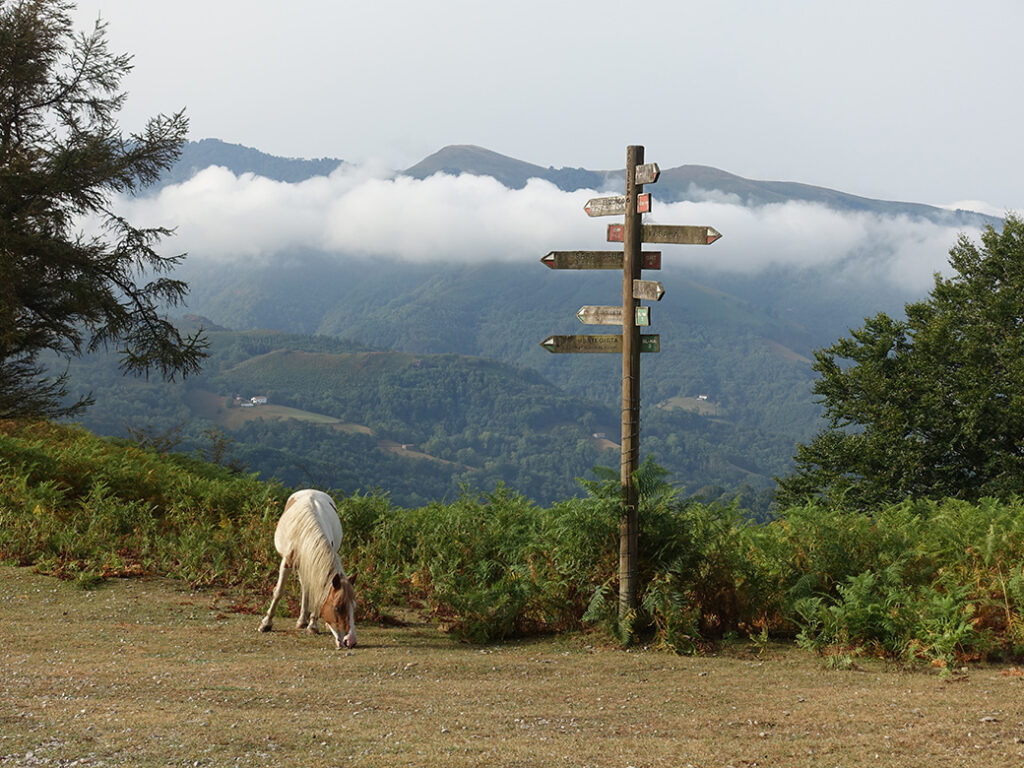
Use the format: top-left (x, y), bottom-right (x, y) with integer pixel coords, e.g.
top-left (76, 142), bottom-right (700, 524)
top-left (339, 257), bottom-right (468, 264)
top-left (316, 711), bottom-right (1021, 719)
top-left (251, 396), bottom-right (268, 406)
top-left (697, 394), bottom-right (709, 401)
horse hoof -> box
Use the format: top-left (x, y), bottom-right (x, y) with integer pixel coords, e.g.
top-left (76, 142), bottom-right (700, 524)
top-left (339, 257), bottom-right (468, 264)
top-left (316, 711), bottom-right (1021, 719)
top-left (258, 622), bottom-right (272, 633)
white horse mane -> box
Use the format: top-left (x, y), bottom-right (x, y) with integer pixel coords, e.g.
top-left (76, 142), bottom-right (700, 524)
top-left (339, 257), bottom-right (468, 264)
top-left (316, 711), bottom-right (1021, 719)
top-left (279, 492), bottom-right (343, 618)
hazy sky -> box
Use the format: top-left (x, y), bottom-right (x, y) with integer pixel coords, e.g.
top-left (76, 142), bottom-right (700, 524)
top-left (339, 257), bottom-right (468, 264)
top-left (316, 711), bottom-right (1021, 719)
top-left (71, 0), bottom-right (1023, 213)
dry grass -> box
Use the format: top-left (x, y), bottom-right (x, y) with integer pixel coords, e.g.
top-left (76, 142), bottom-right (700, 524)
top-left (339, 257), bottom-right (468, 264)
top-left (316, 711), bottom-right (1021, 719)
top-left (2, 566), bottom-right (1024, 767)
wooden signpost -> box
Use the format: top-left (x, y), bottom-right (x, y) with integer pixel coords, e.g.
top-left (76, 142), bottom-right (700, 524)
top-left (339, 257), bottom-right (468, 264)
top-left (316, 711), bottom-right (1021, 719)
top-left (539, 145), bottom-right (721, 624)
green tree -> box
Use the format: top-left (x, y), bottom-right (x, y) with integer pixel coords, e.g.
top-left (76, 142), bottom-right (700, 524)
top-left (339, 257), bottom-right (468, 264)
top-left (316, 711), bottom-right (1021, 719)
top-left (777, 214), bottom-right (1024, 508)
top-left (0, 0), bottom-right (204, 419)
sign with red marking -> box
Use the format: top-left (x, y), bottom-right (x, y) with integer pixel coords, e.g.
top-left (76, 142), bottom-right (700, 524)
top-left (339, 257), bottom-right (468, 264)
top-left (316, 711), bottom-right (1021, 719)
top-left (584, 193), bottom-right (652, 217)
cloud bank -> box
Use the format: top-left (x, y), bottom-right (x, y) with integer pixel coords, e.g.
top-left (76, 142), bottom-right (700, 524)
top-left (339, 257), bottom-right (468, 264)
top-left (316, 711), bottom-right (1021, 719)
top-left (110, 164), bottom-right (987, 293)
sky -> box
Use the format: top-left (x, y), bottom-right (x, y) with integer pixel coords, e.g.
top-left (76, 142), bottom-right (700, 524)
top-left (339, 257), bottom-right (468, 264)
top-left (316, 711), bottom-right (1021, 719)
top-left (65, 0), bottom-right (1021, 293)
top-left (70, 0), bottom-right (1023, 213)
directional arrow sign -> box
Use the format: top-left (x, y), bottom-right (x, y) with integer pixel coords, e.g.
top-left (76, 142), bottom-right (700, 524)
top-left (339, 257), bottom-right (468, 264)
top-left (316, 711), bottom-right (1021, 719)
top-left (608, 224), bottom-right (722, 245)
top-left (635, 162), bottom-right (660, 185)
top-left (541, 334), bottom-right (660, 353)
top-left (585, 196), bottom-right (624, 217)
top-left (576, 306), bottom-right (653, 326)
top-left (584, 192), bottom-right (652, 217)
top-left (541, 250), bottom-right (662, 270)
top-left (633, 279), bottom-right (665, 302)
top-left (641, 224), bottom-right (723, 245)
top-left (576, 306), bottom-right (621, 325)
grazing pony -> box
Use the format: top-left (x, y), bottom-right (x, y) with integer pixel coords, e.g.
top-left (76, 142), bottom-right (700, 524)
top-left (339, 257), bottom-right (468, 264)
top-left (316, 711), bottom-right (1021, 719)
top-left (258, 489), bottom-right (357, 649)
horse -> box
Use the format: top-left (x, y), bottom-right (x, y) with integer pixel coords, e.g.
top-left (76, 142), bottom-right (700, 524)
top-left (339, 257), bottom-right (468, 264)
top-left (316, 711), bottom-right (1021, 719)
top-left (257, 489), bottom-right (357, 649)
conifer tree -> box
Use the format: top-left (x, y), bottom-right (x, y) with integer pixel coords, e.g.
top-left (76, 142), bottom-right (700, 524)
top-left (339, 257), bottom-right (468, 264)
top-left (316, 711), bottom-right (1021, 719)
top-left (0, 0), bottom-right (204, 419)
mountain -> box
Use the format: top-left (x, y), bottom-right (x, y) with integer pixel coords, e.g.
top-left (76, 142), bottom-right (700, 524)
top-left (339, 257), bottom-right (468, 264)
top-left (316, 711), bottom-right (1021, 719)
top-left (403, 144), bottom-right (610, 194)
top-left (158, 138), bottom-right (345, 187)
top-left (161, 140), bottom-right (998, 229)
top-left (402, 144), bottom-right (997, 228)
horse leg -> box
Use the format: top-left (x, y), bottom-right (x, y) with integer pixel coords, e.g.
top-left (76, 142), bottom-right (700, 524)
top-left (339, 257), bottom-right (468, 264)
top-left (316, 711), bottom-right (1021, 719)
top-left (296, 584), bottom-right (310, 629)
top-left (304, 593), bottom-right (319, 634)
top-left (303, 584), bottom-right (322, 634)
top-left (344, 598), bottom-right (357, 648)
top-left (258, 557), bottom-right (290, 632)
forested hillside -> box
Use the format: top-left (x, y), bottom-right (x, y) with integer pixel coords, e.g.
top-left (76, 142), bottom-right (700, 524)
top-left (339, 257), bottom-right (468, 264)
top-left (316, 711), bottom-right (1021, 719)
top-left (55, 330), bottom-right (615, 507)
top-left (58, 317), bottom-right (796, 510)
top-left (166, 253), bottom-right (917, 499)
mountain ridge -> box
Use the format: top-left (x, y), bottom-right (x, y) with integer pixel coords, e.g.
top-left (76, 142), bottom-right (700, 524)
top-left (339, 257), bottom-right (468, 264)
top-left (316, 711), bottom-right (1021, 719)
top-left (161, 139), bottom-right (998, 228)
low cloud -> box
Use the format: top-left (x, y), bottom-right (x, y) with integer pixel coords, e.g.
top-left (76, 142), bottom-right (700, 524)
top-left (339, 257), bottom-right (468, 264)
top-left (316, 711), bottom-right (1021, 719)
top-left (652, 199), bottom-right (978, 290)
top-left (109, 164), bottom-right (986, 292)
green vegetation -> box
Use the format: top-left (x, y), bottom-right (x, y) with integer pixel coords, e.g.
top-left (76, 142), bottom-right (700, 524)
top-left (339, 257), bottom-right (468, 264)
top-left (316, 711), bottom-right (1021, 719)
top-left (3, 419), bottom-right (1022, 670)
top-left (0, 420), bottom-right (286, 588)
top-left (54, 328), bottom-right (624, 507)
top-left (779, 215), bottom-right (1024, 508)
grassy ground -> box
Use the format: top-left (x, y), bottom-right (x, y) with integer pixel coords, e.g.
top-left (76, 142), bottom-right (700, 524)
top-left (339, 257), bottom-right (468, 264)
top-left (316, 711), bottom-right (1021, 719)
top-left (2, 565), bottom-right (1023, 768)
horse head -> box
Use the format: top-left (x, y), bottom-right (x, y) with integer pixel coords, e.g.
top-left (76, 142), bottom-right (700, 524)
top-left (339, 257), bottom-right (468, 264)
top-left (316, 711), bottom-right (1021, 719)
top-left (321, 571), bottom-right (357, 649)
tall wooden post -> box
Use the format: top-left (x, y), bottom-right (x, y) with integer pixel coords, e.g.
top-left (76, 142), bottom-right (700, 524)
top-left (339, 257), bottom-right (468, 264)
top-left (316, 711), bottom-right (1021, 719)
top-left (539, 143), bottom-right (720, 629)
top-left (619, 145), bottom-right (643, 620)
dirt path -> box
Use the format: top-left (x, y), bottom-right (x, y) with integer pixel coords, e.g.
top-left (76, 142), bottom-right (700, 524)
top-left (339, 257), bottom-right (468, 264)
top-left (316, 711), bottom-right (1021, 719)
top-left (2, 566), bottom-right (1023, 767)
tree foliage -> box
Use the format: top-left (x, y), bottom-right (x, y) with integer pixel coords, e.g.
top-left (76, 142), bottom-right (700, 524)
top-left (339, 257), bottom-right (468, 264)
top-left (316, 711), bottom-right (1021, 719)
top-left (0, 0), bottom-right (204, 419)
top-left (777, 214), bottom-right (1024, 507)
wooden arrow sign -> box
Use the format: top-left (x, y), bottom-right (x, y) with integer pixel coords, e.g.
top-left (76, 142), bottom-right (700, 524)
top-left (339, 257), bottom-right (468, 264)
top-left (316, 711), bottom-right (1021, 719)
top-left (642, 224), bottom-right (723, 245)
top-left (633, 279), bottom-right (664, 301)
top-left (635, 162), bottom-right (660, 185)
top-left (576, 306), bottom-right (652, 326)
top-left (540, 250), bottom-right (662, 270)
top-left (540, 334), bottom-right (660, 353)
top-left (577, 306), bottom-right (620, 325)
top-left (608, 224), bottom-right (722, 245)
top-left (584, 192), bottom-right (652, 217)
